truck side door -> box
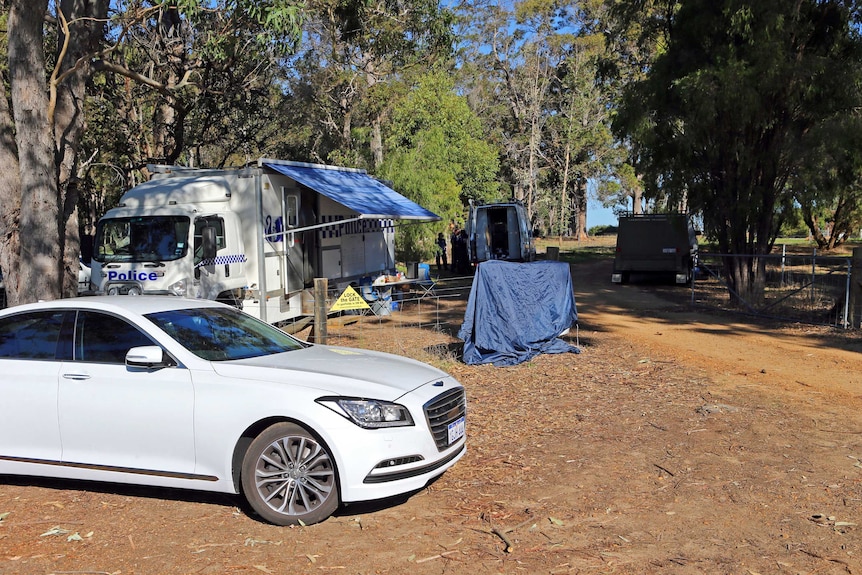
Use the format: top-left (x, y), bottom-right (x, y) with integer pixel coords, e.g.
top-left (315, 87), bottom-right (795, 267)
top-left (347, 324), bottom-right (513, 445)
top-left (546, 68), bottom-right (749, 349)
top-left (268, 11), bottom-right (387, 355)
top-left (194, 215), bottom-right (244, 300)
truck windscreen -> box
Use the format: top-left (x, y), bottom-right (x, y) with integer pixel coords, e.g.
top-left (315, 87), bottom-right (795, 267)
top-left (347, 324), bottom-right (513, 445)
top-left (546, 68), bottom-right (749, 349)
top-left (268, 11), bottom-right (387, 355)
top-left (94, 216), bottom-right (191, 263)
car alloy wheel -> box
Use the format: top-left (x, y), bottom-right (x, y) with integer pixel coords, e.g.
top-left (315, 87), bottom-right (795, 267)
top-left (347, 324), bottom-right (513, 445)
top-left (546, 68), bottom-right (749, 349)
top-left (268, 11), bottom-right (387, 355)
top-left (241, 422), bottom-right (339, 525)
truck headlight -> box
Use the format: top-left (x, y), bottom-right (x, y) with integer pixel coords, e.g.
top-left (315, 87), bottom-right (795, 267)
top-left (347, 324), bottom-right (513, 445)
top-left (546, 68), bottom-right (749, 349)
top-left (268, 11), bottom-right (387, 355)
top-left (317, 397), bottom-right (414, 428)
top-left (168, 279), bottom-right (187, 297)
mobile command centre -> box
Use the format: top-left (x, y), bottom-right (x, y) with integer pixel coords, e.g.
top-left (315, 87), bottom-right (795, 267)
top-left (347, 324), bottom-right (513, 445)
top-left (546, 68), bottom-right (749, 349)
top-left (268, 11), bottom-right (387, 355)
top-left (90, 159), bottom-right (440, 323)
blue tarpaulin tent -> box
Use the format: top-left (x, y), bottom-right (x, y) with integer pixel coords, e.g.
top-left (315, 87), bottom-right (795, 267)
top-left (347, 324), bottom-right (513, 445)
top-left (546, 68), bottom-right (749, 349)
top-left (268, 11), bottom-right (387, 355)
top-left (458, 260), bottom-right (579, 366)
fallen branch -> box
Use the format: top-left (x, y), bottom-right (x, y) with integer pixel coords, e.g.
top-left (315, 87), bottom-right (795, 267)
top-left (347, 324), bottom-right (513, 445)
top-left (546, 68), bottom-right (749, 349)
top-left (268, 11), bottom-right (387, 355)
top-left (491, 526), bottom-right (513, 553)
top-left (415, 550), bottom-right (459, 564)
top-left (489, 515), bottom-right (537, 553)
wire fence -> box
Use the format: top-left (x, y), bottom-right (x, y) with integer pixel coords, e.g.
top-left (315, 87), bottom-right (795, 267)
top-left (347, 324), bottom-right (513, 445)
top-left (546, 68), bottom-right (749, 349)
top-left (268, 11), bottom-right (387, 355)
top-left (300, 274), bottom-right (475, 348)
top-left (3, 251), bottom-right (853, 331)
top-left (692, 250), bottom-right (852, 328)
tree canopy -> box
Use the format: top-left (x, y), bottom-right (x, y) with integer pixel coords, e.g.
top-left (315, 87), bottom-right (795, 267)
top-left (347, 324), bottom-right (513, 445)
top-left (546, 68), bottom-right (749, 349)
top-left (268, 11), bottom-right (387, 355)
top-left (3, 0), bottom-right (862, 304)
top-left (612, 0), bottom-right (862, 301)
top-left (378, 70), bottom-right (500, 261)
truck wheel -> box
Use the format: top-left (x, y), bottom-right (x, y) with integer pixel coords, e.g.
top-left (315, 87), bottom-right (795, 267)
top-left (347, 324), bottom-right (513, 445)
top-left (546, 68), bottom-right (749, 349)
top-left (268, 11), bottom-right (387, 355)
top-left (241, 422), bottom-right (339, 526)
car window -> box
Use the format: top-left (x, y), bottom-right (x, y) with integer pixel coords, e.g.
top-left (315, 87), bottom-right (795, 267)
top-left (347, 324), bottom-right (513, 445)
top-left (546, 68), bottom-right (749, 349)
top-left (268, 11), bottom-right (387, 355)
top-left (146, 307), bottom-right (305, 361)
top-left (0, 311), bottom-right (66, 359)
top-left (75, 311), bottom-right (156, 364)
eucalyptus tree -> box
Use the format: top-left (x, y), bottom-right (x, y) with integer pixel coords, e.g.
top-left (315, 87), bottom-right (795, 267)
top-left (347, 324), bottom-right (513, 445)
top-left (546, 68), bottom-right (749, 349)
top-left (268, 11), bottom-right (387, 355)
top-left (279, 0), bottom-right (454, 169)
top-left (597, 0), bottom-right (672, 215)
top-left (543, 30), bottom-right (615, 239)
top-left (378, 71), bottom-right (500, 261)
top-left (594, 161), bottom-right (643, 215)
top-left (1, 0), bottom-right (109, 304)
top-left (0, 0), bottom-right (304, 305)
top-left (456, 0), bottom-right (571, 222)
top-left (791, 117), bottom-right (862, 250)
top-left (613, 0), bottom-right (862, 304)
top-left (95, 0), bottom-right (303, 174)
top-left (454, 0), bottom-right (619, 239)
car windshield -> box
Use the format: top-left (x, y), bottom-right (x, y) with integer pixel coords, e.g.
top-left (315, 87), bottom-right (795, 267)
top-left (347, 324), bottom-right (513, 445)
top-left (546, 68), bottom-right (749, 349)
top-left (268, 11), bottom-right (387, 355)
top-left (94, 216), bottom-right (190, 263)
top-left (146, 307), bottom-right (306, 361)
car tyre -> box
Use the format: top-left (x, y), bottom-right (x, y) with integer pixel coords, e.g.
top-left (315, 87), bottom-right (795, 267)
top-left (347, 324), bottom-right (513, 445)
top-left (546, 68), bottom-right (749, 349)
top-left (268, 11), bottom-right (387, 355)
top-left (241, 422), bottom-right (339, 526)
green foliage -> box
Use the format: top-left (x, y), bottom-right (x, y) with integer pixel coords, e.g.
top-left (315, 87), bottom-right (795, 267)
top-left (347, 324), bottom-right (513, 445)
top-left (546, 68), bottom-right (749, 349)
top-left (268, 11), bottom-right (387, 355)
top-left (453, 0), bottom-right (617, 239)
top-left (273, 0), bottom-right (454, 165)
top-left (379, 71), bottom-right (500, 261)
top-left (595, 161), bottom-right (641, 212)
top-left (89, 0), bottom-right (304, 174)
top-left (791, 114), bottom-right (862, 249)
top-left (613, 0), bottom-right (862, 300)
top-left (588, 224), bottom-right (617, 236)
top-left (777, 209), bottom-right (810, 239)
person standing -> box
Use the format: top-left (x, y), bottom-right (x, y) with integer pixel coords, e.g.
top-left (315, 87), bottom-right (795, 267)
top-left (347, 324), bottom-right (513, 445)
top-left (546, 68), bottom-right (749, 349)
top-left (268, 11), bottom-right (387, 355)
top-left (455, 229), bottom-right (469, 273)
top-left (435, 232), bottom-right (449, 272)
top-left (450, 226), bottom-right (461, 274)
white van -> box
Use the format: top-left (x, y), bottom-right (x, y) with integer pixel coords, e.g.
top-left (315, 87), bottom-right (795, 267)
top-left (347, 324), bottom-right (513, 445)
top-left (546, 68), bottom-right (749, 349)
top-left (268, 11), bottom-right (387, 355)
top-left (466, 200), bottom-right (536, 263)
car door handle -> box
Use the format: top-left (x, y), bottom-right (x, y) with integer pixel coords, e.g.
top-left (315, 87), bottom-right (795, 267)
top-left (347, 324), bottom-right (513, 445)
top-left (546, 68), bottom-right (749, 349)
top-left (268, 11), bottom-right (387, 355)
top-left (62, 373), bottom-right (91, 381)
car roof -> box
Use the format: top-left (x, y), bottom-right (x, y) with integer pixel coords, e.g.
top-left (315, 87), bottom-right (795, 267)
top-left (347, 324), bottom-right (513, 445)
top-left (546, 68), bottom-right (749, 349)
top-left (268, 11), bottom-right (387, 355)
top-left (0, 296), bottom-right (226, 318)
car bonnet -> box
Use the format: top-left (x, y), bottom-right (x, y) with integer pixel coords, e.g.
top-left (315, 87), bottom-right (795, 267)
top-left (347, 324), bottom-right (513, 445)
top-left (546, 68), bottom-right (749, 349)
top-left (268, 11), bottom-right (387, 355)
top-left (209, 344), bottom-right (451, 397)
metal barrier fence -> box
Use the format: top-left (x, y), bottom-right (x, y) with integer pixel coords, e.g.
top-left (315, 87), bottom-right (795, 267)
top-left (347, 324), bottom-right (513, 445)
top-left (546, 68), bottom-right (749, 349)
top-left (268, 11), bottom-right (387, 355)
top-left (304, 274), bottom-right (475, 347)
top-left (693, 250), bottom-right (852, 328)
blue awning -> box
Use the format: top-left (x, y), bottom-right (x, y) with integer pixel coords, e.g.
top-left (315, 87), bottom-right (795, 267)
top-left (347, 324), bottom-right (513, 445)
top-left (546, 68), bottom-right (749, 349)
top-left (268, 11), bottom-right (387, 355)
top-left (263, 161), bottom-right (440, 221)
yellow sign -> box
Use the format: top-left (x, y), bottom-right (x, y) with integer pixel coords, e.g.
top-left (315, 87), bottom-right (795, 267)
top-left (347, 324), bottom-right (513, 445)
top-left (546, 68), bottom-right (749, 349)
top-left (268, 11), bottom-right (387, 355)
top-left (330, 285), bottom-right (371, 312)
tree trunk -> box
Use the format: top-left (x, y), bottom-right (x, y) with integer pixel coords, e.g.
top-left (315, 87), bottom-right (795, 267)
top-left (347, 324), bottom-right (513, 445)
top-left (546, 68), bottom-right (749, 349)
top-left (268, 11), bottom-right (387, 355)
top-left (341, 95), bottom-right (352, 146)
top-left (513, 182), bottom-right (525, 203)
top-left (559, 142), bottom-right (570, 237)
top-left (0, 72), bottom-right (21, 307)
top-left (9, 0), bottom-right (62, 303)
top-left (3, 0), bottom-right (109, 304)
top-left (370, 115), bottom-right (383, 168)
top-left (575, 175), bottom-right (589, 241)
top-left (724, 254), bottom-right (767, 308)
top-left (632, 186), bottom-right (643, 214)
top-left (56, 0), bottom-right (109, 297)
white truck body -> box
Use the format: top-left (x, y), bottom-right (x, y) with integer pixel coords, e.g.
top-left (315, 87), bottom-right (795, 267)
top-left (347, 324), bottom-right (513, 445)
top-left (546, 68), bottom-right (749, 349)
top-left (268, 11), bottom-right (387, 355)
top-left (90, 159), bottom-right (439, 323)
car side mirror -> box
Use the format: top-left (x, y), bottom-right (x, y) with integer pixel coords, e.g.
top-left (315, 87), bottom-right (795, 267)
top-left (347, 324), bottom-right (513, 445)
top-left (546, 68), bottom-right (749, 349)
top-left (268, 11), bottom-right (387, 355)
top-left (126, 345), bottom-right (173, 369)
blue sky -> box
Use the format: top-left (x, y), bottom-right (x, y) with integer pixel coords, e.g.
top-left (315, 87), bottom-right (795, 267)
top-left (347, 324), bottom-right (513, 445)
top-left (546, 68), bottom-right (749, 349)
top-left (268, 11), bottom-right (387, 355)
top-left (588, 202), bottom-right (618, 228)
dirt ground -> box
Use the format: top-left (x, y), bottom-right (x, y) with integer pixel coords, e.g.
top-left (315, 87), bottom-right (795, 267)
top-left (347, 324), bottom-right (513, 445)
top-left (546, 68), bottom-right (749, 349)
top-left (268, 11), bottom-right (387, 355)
top-left (3, 252), bottom-right (862, 575)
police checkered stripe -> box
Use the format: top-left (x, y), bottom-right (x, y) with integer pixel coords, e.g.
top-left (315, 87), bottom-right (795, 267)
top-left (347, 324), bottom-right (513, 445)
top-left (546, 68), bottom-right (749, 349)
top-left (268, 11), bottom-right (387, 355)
top-left (196, 254), bottom-right (247, 268)
top-left (321, 215), bottom-right (343, 238)
top-left (320, 216), bottom-right (395, 238)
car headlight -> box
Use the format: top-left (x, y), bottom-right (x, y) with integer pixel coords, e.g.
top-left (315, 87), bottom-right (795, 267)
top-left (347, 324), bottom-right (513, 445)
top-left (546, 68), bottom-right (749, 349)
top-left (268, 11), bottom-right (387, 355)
top-left (317, 397), bottom-right (414, 429)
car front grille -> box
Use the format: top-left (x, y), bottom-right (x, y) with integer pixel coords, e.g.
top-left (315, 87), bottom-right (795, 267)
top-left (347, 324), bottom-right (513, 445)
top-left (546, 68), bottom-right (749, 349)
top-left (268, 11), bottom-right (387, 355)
top-left (424, 387), bottom-right (466, 451)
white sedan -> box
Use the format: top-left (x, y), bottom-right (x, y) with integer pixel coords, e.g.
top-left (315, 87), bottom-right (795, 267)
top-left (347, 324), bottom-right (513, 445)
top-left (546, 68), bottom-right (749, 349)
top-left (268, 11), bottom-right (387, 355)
top-left (0, 297), bottom-right (466, 525)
